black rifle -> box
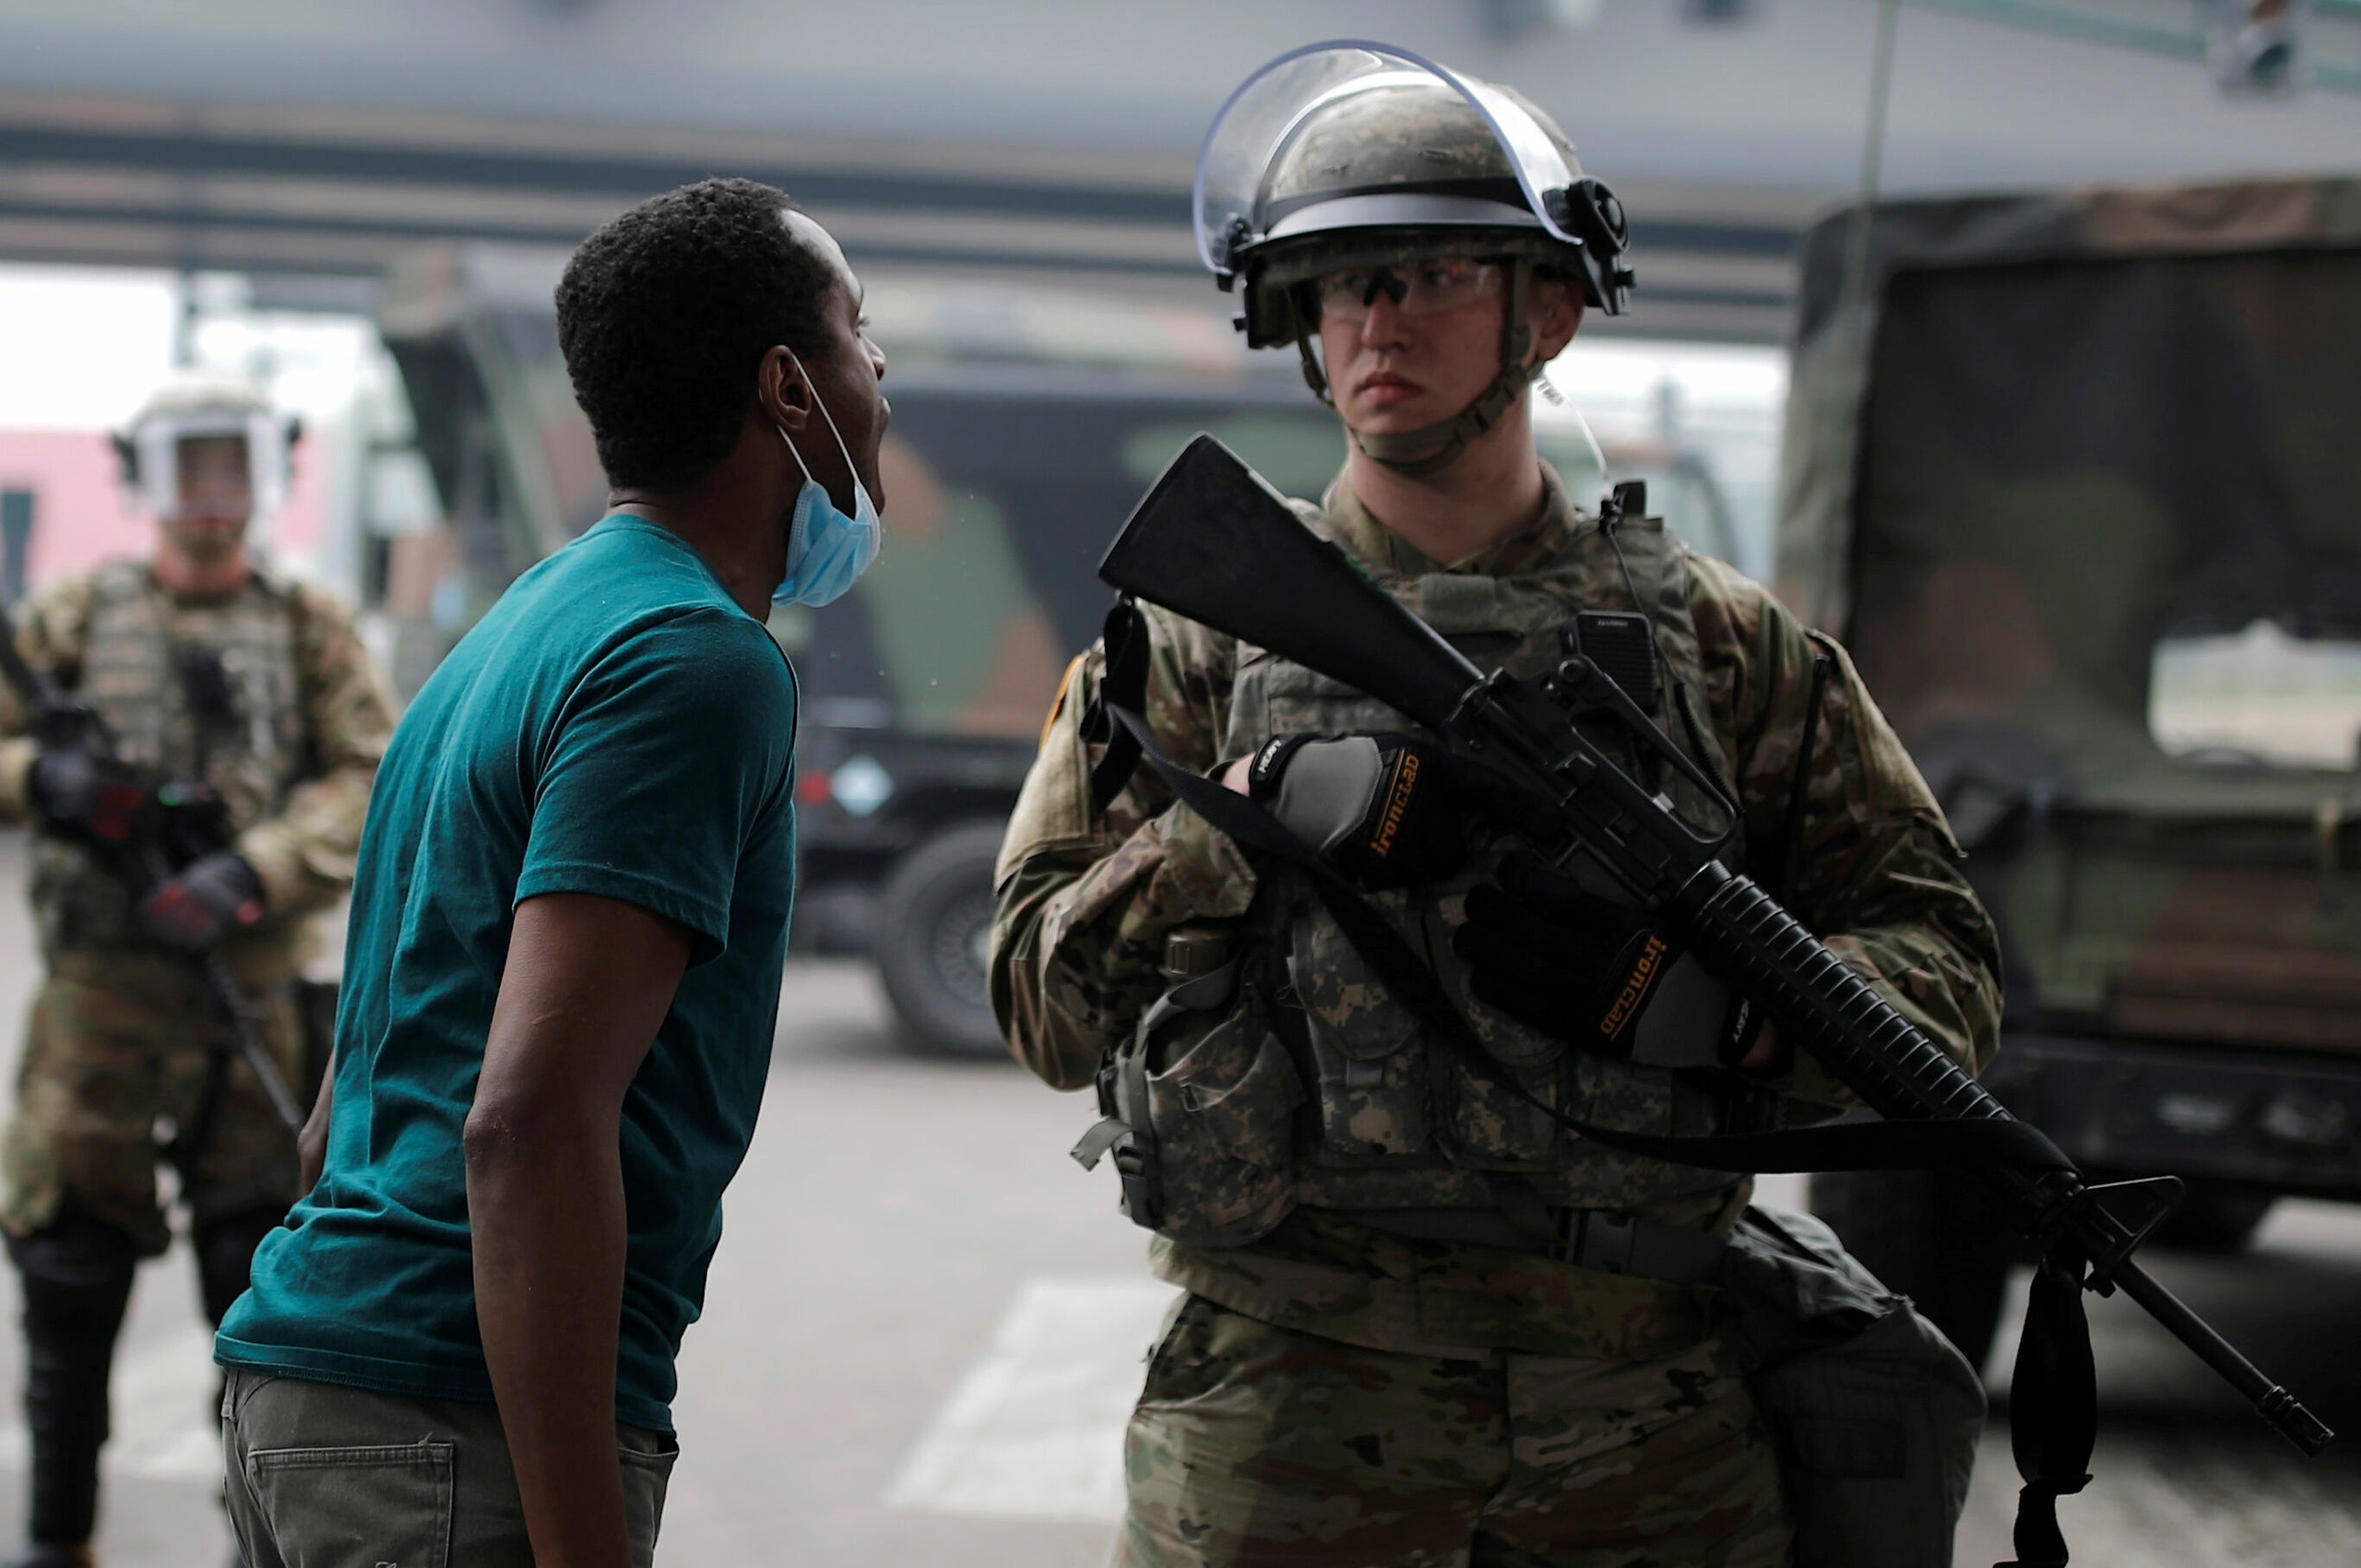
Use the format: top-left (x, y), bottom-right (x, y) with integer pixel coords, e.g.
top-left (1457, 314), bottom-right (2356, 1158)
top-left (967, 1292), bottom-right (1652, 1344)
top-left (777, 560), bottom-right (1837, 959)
top-left (0, 602), bottom-right (304, 1135)
top-left (1097, 436), bottom-right (2330, 1487)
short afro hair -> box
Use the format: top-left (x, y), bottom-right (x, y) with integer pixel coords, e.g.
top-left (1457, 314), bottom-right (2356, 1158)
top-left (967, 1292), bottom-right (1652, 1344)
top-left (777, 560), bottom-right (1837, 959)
top-left (556, 177), bottom-right (839, 492)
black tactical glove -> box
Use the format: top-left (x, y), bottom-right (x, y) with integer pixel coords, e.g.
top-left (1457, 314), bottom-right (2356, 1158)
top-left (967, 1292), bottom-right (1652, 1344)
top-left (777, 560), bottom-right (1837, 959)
top-left (138, 849), bottom-right (265, 952)
top-left (1454, 851), bottom-right (1762, 1068)
top-left (1247, 731), bottom-right (1465, 889)
top-left (28, 747), bottom-right (153, 844)
top-left (1455, 850), bottom-right (1677, 1052)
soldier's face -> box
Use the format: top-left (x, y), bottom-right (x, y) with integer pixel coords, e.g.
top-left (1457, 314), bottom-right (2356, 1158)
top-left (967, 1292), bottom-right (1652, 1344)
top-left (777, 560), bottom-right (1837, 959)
top-left (1315, 261), bottom-right (1581, 440)
top-left (166, 435), bottom-right (253, 559)
top-left (1317, 260), bottom-right (1515, 438)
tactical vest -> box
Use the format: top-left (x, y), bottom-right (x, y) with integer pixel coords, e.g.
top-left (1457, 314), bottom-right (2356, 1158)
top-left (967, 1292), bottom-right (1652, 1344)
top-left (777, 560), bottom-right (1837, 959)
top-left (1095, 506), bottom-right (1759, 1247)
top-left (31, 562), bottom-right (313, 956)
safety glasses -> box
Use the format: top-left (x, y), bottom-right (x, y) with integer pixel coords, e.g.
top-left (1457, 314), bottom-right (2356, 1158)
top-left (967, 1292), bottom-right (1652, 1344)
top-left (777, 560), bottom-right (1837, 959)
top-left (1311, 257), bottom-right (1505, 325)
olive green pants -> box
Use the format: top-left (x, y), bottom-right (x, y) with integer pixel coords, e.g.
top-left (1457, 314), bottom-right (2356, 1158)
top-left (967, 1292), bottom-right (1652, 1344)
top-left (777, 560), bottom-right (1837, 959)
top-left (0, 962), bottom-right (305, 1254)
top-left (1118, 1294), bottom-right (1792, 1568)
top-left (220, 1370), bottom-right (676, 1568)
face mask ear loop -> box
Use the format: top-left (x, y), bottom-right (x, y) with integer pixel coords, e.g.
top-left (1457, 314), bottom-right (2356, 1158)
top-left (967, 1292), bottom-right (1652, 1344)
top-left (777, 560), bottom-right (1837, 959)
top-left (783, 348), bottom-right (861, 489)
top-left (775, 351), bottom-right (822, 486)
top-left (777, 423), bottom-right (815, 485)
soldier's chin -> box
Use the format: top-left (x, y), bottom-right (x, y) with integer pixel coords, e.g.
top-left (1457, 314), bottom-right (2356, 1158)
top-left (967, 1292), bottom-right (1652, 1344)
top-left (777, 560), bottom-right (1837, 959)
top-left (1343, 409), bottom-right (1443, 443)
top-left (170, 517), bottom-right (250, 554)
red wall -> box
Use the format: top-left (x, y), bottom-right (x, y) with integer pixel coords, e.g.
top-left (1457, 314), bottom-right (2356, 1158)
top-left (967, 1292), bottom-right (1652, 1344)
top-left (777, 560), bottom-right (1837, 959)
top-left (0, 428), bottom-right (326, 592)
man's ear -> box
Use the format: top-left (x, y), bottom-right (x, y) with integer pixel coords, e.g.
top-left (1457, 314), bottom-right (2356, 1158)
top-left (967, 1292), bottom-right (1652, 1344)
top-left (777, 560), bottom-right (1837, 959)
top-left (756, 345), bottom-right (816, 434)
top-left (1527, 279), bottom-right (1584, 365)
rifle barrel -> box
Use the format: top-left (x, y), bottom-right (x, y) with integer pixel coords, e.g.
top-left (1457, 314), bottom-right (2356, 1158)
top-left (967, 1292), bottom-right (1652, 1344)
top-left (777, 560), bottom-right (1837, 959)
top-left (1682, 854), bottom-right (2337, 1451)
top-left (2111, 1258), bottom-right (2334, 1455)
top-left (198, 950), bottom-right (306, 1134)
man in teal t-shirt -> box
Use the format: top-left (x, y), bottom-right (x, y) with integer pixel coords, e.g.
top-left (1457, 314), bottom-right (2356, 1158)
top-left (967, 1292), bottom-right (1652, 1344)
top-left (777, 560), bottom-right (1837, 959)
top-left (217, 177), bottom-right (889, 1568)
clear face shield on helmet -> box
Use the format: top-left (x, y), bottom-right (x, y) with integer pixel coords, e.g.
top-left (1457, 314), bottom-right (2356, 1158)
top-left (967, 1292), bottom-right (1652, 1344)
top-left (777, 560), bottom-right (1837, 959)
top-left (1192, 40), bottom-right (1628, 312)
top-left (1195, 42), bottom-right (1632, 477)
top-left (129, 409), bottom-right (290, 525)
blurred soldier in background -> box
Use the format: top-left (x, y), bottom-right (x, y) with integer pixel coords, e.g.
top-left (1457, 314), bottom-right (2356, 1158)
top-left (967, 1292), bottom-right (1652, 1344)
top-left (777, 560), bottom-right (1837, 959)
top-left (992, 45), bottom-right (1999, 1567)
top-left (0, 371), bottom-right (392, 1568)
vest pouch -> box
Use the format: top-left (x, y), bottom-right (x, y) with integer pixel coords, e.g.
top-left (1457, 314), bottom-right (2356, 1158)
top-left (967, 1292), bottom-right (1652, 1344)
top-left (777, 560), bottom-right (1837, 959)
top-left (1293, 909), bottom-right (1434, 1162)
top-left (1722, 1206), bottom-right (1985, 1568)
top-left (1436, 1054), bottom-right (1566, 1169)
top-left (1568, 1050), bottom-right (1677, 1137)
top-left (1078, 962), bottom-right (1239, 1234)
top-left (1142, 992), bottom-right (1306, 1249)
top-left (1420, 897), bottom-right (1568, 1168)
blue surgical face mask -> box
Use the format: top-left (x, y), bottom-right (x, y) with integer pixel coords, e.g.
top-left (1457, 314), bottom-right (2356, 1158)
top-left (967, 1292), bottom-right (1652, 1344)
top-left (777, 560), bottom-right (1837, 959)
top-left (773, 356), bottom-right (881, 607)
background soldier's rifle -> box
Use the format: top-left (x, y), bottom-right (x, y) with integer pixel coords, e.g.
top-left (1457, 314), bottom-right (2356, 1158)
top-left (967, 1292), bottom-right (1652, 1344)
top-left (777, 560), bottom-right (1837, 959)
top-left (1097, 435), bottom-right (2331, 1564)
top-left (0, 600), bottom-right (304, 1136)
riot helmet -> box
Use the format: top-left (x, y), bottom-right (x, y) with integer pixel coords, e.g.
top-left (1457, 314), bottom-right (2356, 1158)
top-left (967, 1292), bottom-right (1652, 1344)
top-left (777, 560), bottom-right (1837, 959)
top-left (1196, 42), bottom-right (1633, 474)
top-left (114, 370), bottom-right (295, 524)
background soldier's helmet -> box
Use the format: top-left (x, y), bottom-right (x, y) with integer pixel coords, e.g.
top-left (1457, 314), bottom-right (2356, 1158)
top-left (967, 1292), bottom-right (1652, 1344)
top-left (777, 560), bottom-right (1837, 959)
top-left (1194, 42), bottom-right (1635, 474)
top-left (114, 370), bottom-right (297, 523)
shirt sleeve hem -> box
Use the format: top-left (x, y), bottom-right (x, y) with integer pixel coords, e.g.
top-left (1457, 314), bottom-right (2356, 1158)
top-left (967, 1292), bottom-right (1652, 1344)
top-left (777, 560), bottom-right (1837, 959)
top-left (514, 863), bottom-right (730, 965)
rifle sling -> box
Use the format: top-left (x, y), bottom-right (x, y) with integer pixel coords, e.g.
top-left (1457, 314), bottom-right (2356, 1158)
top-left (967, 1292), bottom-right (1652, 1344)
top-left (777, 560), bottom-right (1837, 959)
top-left (1109, 706), bottom-right (2062, 1176)
top-left (2000, 1249), bottom-right (2097, 1568)
top-left (1085, 600), bottom-right (1150, 816)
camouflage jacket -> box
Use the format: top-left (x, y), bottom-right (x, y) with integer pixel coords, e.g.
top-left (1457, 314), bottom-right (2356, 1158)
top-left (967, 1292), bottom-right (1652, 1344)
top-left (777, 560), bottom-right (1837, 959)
top-left (991, 466), bottom-right (2002, 1356)
top-left (0, 561), bottom-right (395, 980)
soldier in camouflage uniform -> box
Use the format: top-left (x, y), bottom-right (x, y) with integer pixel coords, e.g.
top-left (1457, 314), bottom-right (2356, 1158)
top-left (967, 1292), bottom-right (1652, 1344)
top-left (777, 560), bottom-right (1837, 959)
top-left (991, 46), bottom-right (2001, 1567)
top-left (0, 372), bottom-right (393, 1568)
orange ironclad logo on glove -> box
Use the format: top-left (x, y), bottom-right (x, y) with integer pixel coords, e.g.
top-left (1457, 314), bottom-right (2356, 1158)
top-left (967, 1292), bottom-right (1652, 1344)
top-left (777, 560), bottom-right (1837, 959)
top-left (1598, 933), bottom-right (1670, 1039)
top-left (1367, 750), bottom-right (1420, 860)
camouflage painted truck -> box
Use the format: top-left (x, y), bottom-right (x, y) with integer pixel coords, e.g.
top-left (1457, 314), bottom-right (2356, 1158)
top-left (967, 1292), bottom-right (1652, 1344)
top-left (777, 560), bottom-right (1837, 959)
top-left (1783, 175), bottom-right (2361, 1365)
top-left (368, 244), bottom-right (1717, 1054)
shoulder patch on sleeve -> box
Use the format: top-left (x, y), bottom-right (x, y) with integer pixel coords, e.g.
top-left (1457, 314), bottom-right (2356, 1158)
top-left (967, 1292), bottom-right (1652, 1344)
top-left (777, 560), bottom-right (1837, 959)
top-left (999, 653), bottom-right (1099, 886)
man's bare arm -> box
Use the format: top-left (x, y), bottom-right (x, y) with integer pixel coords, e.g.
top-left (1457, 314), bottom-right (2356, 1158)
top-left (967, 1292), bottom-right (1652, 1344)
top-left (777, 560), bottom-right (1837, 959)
top-left (465, 892), bottom-right (694, 1568)
top-left (297, 1048), bottom-right (333, 1193)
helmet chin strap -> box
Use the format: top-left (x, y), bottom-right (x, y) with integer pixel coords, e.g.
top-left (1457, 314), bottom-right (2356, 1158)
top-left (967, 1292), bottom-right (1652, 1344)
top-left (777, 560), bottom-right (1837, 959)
top-left (1294, 259), bottom-right (1542, 480)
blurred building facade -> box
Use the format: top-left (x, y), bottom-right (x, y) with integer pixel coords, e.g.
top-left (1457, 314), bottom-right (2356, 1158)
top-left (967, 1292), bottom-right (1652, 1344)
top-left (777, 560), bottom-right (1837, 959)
top-left (0, 0), bottom-right (2357, 343)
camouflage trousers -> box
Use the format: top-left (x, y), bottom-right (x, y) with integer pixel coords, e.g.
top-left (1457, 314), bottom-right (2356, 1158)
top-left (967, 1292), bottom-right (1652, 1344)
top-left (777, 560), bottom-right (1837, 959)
top-left (1118, 1294), bottom-right (1792, 1568)
top-left (0, 955), bottom-right (304, 1256)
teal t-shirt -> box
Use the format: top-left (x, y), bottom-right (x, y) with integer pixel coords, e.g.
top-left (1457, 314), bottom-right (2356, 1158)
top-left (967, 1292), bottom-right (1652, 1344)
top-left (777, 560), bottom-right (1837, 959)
top-left (217, 515), bottom-right (798, 1432)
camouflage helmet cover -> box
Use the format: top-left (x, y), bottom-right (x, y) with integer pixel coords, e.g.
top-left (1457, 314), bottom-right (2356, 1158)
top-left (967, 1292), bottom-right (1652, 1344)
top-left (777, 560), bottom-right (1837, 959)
top-left (1197, 41), bottom-right (1634, 349)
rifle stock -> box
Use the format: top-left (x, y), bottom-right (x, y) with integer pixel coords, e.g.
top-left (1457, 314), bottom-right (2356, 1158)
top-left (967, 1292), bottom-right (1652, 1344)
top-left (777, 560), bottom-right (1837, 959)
top-left (1100, 435), bottom-right (1483, 731)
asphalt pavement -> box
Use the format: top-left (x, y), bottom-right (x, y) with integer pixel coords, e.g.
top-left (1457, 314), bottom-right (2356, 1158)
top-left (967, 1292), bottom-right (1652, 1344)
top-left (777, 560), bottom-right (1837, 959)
top-left (0, 826), bottom-right (2350, 1564)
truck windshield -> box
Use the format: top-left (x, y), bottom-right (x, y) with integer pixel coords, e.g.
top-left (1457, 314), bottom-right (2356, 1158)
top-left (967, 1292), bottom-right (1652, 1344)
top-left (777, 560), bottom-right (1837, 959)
top-left (2152, 620), bottom-right (2361, 771)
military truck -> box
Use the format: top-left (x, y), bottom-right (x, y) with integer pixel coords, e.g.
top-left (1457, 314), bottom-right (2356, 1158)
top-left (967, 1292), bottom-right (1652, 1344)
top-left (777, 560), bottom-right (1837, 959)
top-left (368, 245), bottom-right (1733, 1055)
top-left (1781, 176), bottom-right (2361, 1365)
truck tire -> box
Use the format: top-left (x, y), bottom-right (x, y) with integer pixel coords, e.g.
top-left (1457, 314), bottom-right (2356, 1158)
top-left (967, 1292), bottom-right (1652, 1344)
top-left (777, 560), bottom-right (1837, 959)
top-left (1809, 1169), bottom-right (2013, 1373)
top-left (874, 821), bottom-right (1011, 1059)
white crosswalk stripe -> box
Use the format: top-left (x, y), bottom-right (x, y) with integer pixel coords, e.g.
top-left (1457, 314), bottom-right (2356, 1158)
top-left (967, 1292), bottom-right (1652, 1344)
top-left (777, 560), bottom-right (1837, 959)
top-left (883, 1277), bottom-right (1180, 1523)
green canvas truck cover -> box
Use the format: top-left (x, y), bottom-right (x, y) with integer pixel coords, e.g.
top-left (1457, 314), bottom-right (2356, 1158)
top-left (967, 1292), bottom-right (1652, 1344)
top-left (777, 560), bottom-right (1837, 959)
top-left (1775, 175), bottom-right (2361, 1059)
